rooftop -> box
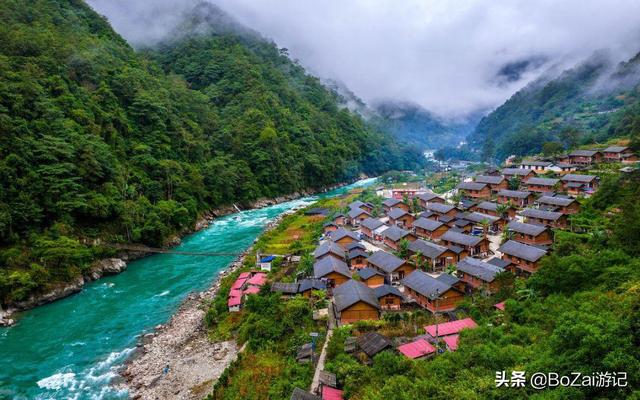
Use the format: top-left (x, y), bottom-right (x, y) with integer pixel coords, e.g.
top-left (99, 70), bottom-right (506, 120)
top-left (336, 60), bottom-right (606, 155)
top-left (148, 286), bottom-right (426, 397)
top-left (525, 177), bottom-right (559, 186)
top-left (387, 207), bottom-right (410, 220)
top-left (413, 217), bottom-right (444, 231)
top-left (561, 174), bottom-right (597, 183)
top-left (424, 317), bottom-right (478, 337)
top-left (313, 257), bottom-right (351, 279)
top-left (441, 230), bottom-right (483, 247)
top-left (356, 267), bottom-right (383, 280)
top-left (536, 196), bottom-right (575, 207)
top-left (457, 181), bottom-right (488, 191)
top-left (474, 175), bottom-right (505, 185)
top-left (457, 257), bottom-right (504, 282)
top-left (356, 331), bottom-right (392, 357)
top-left (501, 168), bottom-right (533, 176)
top-left (360, 217), bottom-right (385, 230)
top-left (408, 239), bottom-right (449, 259)
top-left (497, 189), bottom-right (532, 199)
top-left (498, 240), bottom-right (547, 262)
top-left (366, 250), bottom-right (405, 273)
top-left (333, 279), bottom-right (380, 312)
top-left (426, 202), bottom-right (456, 214)
top-left (507, 221), bottom-right (548, 236)
top-left (402, 270), bottom-right (455, 300)
top-left (397, 338), bottom-right (436, 359)
top-left (521, 208), bottom-right (564, 221)
top-left (382, 225), bottom-right (412, 242)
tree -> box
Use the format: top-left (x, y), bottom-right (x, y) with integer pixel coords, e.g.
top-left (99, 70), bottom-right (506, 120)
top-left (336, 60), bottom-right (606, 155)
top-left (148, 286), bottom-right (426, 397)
top-left (542, 141), bottom-right (564, 157)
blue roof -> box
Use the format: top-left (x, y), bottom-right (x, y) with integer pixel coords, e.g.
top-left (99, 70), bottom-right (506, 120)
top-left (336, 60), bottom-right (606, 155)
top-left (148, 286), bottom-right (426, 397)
top-left (260, 255), bottom-right (276, 263)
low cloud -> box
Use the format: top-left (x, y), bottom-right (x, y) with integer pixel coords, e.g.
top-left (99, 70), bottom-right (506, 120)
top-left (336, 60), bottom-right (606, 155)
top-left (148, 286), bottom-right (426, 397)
top-left (89, 0), bottom-right (640, 118)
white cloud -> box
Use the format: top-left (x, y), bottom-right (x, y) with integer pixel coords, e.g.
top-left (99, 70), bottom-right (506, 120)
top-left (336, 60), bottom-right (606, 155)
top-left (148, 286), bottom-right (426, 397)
top-left (89, 0), bottom-right (640, 118)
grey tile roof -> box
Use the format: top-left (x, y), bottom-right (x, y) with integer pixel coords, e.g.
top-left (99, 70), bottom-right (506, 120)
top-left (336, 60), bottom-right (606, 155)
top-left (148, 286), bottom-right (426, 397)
top-left (313, 256), bottom-right (351, 279)
top-left (383, 198), bottom-right (403, 207)
top-left (474, 201), bottom-right (499, 212)
top-left (348, 207), bottom-right (370, 219)
top-left (401, 270), bottom-right (454, 300)
top-left (569, 149), bottom-right (600, 157)
top-left (441, 230), bottom-right (483, 247)
top-left (417, 192), bottom-right (443, 202)
top-left (333, 279), bottom-right (380, 312)
top-left (521, 208), bottom-right (564, 221)
top-left (346, 242), bottom-right (366, 251)
top-left (418, 211), bottom-right (435, 219)
top-left (348, 249), bottom-right (369, 260)
top-left (271, 282), bottom-right (300, 294)
top-left (502, 168), bottom-right (533, 176)
top-left (520, 161), bottom-right (552, 167)
top-left (290, 387), bottom-right (322, 400)
top-left (374, 284), bottom-right (404, 299)
top-left (357, 267), bottom-right (383, 280)
top-left (408, 239), bottom-right (448, 259)
top-left (439, 214), bottom-right (455, 223)
top-left (349, 200), bottom-right (373, 209)
top-left (603, 146), bottom-right (629, 153)
top-left (297, 279), bottom-right (326, 292)
top-left (436, 273), bottom-right (460, 286)
top-left (475, 175), bottom-right (505, 185)
top-left (487, 257), bottom-right (511, 269)
top-left (497, 189), bottom-right (532, 199)
top-left (329, 228), bottom-right (359, 242)
top-left (357, 332), bottom-right (392, 357)
top-left (360, 217), bottom-right (385, 230)
top-left (498, 240), bottom-right (547, 262)
top-left (525, 177), bottom-right (559, 186)
top-left (426, 203), bottom-right (456, 214)
top-left (461, 212), bottom-right (500, 224)
top-left (388, 207), bottom-right (410, 220)
top-left (457, 257), bottom-right (504, 282)
top-left (366, 250), bottom-right (405, 273)
top-left (507, 221), bottom-right (548, 236)
top-left (536, 196), bottom-right (575, 207)
top-left (561, 174), bottom-right (597, 183)
top-left (382, 225), bottom-right (411, 242)
top-left (457, 181), bottom-right (488, 191)
top-left (313, 241), bottom-right (345, 259)
top-left (413, 217), bottom-right (444, 231)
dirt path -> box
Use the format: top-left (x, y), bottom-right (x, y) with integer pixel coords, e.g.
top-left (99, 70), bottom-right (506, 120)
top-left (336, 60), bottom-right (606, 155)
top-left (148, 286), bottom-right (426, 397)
top-left (310, 303), bottom-right (336, 394)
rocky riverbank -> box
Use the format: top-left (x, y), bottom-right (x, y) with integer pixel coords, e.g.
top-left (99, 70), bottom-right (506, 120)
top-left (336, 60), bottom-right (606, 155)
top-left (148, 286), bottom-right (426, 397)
top-left (119, 209), bottom-right (296, 399)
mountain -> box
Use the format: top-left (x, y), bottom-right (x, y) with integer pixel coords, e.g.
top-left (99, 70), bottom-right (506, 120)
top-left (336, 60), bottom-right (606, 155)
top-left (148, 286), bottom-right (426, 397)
top-left (0, 0), bottom-right (423, 305)
top-left (469, 51), bottom-right (640, 159)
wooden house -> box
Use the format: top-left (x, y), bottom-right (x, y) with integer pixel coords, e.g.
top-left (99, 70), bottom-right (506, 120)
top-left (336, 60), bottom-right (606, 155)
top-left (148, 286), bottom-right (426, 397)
top-left (457, 181), bottom-right (491, 199)
top-left (474, 175), bottom-right (508, 193)
top-left (564, 149), bottom-right (602, 165)
top-left (313, 241), bottom-right (346, 261)
top-left (313, 257), bottom-right (351, 287)
top-left (349, 200), bottom-right (374, 214)
top-left (382, 225), bottom-right (417, 250)
top-left (622, 153), bottom-right (639, 163)
top-left (456, 257), bottom-right (505, 293)
top-left (347, 207), bottom-right (371, 227)
top-left (357, 332), bottom-right (392, 358)
top-left (498, 240), bottom-right (547, 277)
top-left (413, 217), bottom-right (449, 240)
top-left (297, 279), bottom-right (327, 298)
top-left (501, 168), bottom-right (535, 181)
top-left (347, 248), bottom-right (369, 269)
top-left (408, 239), bottom-right (465, 271)
top-left (271, 282), bottom-right (300, 299)
top-left (602, 146), bottom-right (633, 162)
top-left (397, 339), bottom-right (436, 360)
top-left (417, 192), bottom-right (445, 209)
top-left (333, 280), bottom-right (380, 324)
top-left (549, 163), bottom-right (579, 175)
top-left (496, 189), bottom-right (535, 208)
top-left (440, 230), bottom-right (489, 257)
top-left (424, 318), bottom-right (478, 340)
top-left (323, 222), bottom-right (339, 235)
top-left (459, 211), bottom-right (505, 233)
top-left (524, 177), bottom-right (560, 194)
top-left (375, 284), bottom-right (404, 310)
top-left (506, 221), bottom-right (553, 245)
top-left (425, 203), bottom-right (458, 219)
top-left (401, 270), bottom-right (464, 313)
top-left (387, 207), bottom-right (415, 229)
top-left (519, 161), bottom-right (553, 174)
top-left (472, 201), bottom-right (516, 219)
top-left (535, 196), bottom-right (580, 214)
top-left (356, 267), bottom-right (385, 287)
top-left (383, 198), bottom-right (409, 213)
top-left (359, 217), bottom-right (385, 240)
top-left (333, 213), bottom-right (346, 226)
top-left (560, 174), bottom-right (599, 196)
top-left (329, 228), bottom-right (360, 249)
top-left (366, 250), bottom-right (415, 283)
top-left (520, 208), bottom-right (568, 229)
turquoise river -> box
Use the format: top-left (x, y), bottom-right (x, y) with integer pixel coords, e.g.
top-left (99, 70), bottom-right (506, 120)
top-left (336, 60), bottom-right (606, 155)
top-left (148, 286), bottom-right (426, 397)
top-left (0, 178), bottom-right (375, 400)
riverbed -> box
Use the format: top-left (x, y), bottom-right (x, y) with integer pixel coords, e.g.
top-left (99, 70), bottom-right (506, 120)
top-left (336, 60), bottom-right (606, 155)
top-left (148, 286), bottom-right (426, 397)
top-left (0, 179), bottom-right (374, 399)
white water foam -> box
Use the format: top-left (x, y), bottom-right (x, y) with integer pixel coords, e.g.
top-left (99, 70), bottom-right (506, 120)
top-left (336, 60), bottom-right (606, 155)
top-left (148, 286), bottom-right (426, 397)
top-left (37, 372), bottom-right (77, 391)
top-left (154, 290), bottom-right (170, 297)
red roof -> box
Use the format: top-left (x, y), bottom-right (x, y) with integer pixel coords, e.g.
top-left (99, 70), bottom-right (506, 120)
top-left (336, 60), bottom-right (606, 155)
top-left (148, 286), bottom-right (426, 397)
top-left (424, 318), bottom-right (478, 337)
top-left (247, 273), bottom-right (267, 286)
top-left (227, 296), bottom-right (241, 307)
top-left (243, 285), bottom-right (260, 295)
top-left (495, 301), bottom-right (505, 311)
top-left (238, 272), bottom-right (251, 279)
top-left (442, 334), bottom-right (459, 351)
top-left (322, 386), bottom-right (344, 400)
top-left (231, 278), bottom-right (247, 290)
top-left (229, 289), bottom-right (243, 298)
top-left (397, 339), bottom-right (436, 359)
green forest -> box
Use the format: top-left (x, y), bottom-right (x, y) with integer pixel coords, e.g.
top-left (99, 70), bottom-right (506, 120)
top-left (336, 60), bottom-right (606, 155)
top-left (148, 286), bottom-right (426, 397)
top-left (470, 53), bottom-right (640, 160)
top-left (0, 0), bottom-right (423, 306)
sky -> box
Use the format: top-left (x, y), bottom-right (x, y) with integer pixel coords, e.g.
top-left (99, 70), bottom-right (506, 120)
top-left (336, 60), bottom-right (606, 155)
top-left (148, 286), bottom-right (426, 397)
top-left (89, 0), bottom-right (640, 119)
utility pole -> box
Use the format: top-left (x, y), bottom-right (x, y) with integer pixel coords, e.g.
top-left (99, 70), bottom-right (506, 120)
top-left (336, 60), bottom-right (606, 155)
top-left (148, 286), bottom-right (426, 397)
top-left (434, 288), bottom-right (440, 355)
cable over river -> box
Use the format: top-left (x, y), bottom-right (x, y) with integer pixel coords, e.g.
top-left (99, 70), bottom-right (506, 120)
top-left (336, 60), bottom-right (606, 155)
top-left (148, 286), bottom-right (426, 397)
top-left (0, 179), bottom-right (375, 399)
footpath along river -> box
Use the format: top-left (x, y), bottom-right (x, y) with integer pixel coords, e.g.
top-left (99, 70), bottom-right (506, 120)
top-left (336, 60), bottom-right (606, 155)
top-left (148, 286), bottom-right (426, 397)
top-left (0, 178), bottom-right (375, 400)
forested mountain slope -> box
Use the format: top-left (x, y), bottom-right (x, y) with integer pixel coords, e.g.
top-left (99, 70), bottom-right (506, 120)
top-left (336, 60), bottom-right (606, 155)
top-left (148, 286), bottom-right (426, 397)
top-left (0, 0), bottom-right (422, 305)
top-left (469, 52), bottom-right (640, 159)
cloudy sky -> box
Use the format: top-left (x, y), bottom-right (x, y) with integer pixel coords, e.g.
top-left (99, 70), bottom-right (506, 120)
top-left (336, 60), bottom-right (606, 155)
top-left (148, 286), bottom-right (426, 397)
top-left (89, 0), bottom-right (640, 119)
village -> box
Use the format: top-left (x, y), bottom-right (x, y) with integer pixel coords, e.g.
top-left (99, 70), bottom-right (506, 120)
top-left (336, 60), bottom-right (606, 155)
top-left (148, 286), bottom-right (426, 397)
top-left (217, 145), bottom-right (636, 400)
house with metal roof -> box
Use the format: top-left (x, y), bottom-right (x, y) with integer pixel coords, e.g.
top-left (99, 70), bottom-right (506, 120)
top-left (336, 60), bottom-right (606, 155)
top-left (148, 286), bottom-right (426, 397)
top-left (401, 270), bottom-right (464, 313)
top-left (424, 317), bottom-right (478, 338)
top-left (456, 257), bottom-right (504, 293)
top-left (506, 221), bottom-right (553, 245)
top-left (397, 338), bottom-right (436, 360)
top-left (498, 240), bottom-right (547, 276)
top-left (459, 211), bottom-right (504, 232)
top-left (313, 257), bottom-right (351, 287)
top-left (333, 279), bottom-right (381, 324)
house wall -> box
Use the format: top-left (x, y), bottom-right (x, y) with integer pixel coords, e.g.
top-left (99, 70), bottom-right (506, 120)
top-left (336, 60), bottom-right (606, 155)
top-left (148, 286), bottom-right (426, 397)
top-left (502, 254), bottom-right (540, 275)
top-left (404, 287), bottom-right (463, 313)
top-left (323, 271), bottom-right (350, 286)
top-left (379, 295), bottom-right (402, 310)
top-left (336, 237), bottom-right (357, 249)
top-left (339, 301), bottom-right (380, 323)
top-left (514, 230), bottom-right (553, 245)
top-left (363, 275), bottom-right (384, 288)
top-left (415, 225), bottom-right (449, 240)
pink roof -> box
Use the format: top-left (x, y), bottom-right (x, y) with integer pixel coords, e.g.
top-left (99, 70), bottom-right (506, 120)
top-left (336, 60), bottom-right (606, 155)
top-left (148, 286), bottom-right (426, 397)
top-left (247, 273), bottom-right (267, 286)
top-left (229, 289), bottom-right (243, 298)
top-left (243, 285), bottom-right (260, 295)
top-left (397, 339), bottom-right (436, 359)
top-left (238, 272), bottom-right (251, 279)
top-left (231, 278), bottom-right (247, 290)
top-left (495, 301), bottom-right (505, 311)
top-left (424, 318), bottom-right (478, 337)
top-left (227, 296), bottom-right (241, 307)
top-left (442, 334), bottom-right (459, 351)
top-left (322, 386), bottom-right (344, 400)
